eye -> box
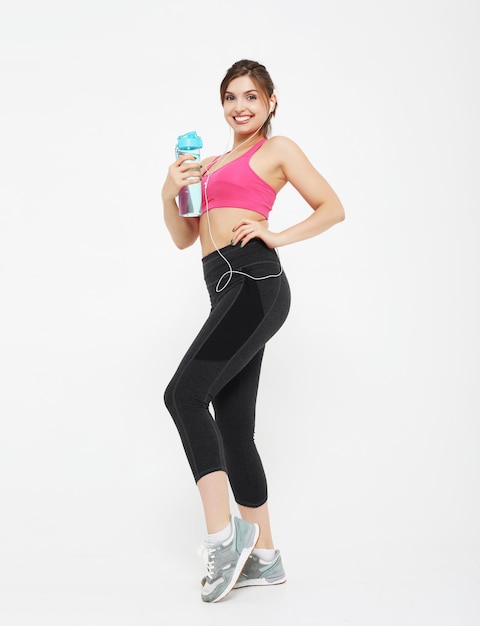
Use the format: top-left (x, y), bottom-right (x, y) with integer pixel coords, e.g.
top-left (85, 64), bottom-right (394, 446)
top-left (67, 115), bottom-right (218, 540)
top-left (247, 94), bottom-right (257, 101)
top-left (225, 95), bottom-right (235, 101)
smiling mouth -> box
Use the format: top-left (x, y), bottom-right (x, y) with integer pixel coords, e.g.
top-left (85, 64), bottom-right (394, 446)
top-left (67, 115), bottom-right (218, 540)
top-left (234, 116), bottom-right (252, 123)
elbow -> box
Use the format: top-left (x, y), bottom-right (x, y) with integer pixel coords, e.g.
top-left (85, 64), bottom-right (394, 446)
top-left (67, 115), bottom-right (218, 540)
top-left (166, 223), bottom-right (199, 250)
top-left (323, 202), bottom-right (345, 226)
top-left (333, 199), bottom-right (345, 224)
top-left (174, 234), bottom-right (198, 250)
top-left (316, 198), bottom-right (345, 226)
top-left (175, 240), bottom-right (195, 250)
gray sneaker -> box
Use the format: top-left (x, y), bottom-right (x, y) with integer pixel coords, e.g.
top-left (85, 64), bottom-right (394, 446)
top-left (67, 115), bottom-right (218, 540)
top-left (234, 550), bottom-right (286, 588)
top-left (200, 516), bottom-right (259, 603)
top-left (201, 549), bottom-right (287, 588)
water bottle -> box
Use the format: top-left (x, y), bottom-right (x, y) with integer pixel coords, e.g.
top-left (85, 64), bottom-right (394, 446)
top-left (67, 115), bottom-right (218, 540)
top-left (176, 131), bottom-right (203, 217)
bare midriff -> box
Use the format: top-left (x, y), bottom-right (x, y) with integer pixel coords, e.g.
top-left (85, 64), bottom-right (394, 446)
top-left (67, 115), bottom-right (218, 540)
top-left (199, 207), bottom-right (268, 257)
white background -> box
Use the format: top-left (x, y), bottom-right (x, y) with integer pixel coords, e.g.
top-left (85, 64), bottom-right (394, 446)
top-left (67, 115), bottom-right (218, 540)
top-left (0, 1), bottom-right (478, 624)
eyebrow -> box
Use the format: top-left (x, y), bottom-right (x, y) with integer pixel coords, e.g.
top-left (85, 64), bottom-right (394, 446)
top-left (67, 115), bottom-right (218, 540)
top-left (224, 89), bottom-right (259, 96)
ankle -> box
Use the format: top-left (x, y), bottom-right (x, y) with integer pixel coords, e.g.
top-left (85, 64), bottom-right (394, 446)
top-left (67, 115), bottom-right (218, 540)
top-left (205, 518), bottom-right (232, 546)
top-left (254, 538), bottom-right (274, 550)
top-left (253, 548), bottom-right (277, 562)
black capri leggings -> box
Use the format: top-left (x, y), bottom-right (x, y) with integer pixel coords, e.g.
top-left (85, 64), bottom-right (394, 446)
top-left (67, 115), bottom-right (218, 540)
top-left (164, 240), bottom-right (291, 507)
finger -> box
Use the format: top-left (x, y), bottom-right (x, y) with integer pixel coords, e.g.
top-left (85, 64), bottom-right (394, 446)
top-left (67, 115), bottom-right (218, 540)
top-left (232, 219), bottom-right (253, 232)
top-left (178, 154), bottom-right (197, 165)
top-left (178, 164), bottom-right (202, 180)
top-left (239, 232), bottom-right (259, 247)
top-left (178, 162), bottom-right (201, 173)
top-left (232, 226), bottom-right (252, 245)
top-left (235, 228), bottom-right (258, 247)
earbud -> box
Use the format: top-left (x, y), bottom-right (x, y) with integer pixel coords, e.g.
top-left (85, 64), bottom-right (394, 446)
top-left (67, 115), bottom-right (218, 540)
top-left (269, 101), bottom-right (275, 113)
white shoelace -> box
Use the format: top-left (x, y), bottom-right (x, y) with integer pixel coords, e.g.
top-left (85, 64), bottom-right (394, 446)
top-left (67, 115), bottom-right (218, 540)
top-left (198, 544), bottom-right (217, 579)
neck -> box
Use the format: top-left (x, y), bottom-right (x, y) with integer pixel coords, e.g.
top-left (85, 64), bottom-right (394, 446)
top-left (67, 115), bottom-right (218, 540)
top-left (231, 132), bottom-right (265, 151)
top-left (204, 134), bottom-right (265, 178)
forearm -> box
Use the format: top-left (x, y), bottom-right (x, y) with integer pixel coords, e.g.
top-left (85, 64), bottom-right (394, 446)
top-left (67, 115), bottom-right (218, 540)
top-left (276, 198), bottom-right (345, 247)
top-left (162, 155), bottom-right (202, 249)
top-left (163, 195), bottom-right (200, 249)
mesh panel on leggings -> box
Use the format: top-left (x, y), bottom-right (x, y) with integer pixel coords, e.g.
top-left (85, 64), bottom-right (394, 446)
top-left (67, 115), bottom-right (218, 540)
top-left (194, 278), bottom-right (264, 361)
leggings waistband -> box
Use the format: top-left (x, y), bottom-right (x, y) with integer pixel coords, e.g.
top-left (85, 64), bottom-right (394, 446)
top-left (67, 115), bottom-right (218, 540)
top-left (202, 240), bottom-right (282, 292)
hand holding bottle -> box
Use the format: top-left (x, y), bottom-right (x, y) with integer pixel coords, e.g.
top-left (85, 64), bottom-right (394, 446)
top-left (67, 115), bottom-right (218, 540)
top-left (175, 131), bottom-right (203, 217)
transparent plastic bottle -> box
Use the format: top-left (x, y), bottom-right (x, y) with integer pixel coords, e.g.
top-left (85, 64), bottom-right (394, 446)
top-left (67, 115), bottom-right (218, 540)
top-left (176, 131), bottom-right (203, 217)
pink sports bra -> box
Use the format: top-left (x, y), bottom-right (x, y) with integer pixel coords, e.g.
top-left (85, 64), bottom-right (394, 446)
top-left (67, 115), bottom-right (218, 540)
top-left (201, 138), bottom-right (276, 219)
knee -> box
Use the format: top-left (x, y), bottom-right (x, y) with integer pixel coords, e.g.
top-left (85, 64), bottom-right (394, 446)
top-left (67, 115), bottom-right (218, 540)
top-left (163, 379), bottom-right (176, 416)
top-left (164, 375), bottom-right (201, 418)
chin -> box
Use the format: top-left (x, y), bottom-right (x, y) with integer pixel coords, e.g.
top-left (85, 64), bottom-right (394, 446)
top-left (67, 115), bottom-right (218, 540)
top-left (236, 124), bottom-right (262, 135)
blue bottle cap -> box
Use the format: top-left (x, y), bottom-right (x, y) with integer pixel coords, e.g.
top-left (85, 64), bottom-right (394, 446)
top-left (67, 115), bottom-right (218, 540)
top-left (176, 131), bottom-right (203, 150)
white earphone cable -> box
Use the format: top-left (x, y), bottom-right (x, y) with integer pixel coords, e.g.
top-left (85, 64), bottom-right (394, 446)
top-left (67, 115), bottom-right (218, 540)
top-left (202, 110), bottom-right (283, 293)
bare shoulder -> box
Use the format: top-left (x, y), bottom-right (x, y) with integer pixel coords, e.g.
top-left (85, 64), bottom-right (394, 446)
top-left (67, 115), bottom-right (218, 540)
top-left (265, 135), bottom-right (331, 196)
top-left (266, 135), bottom-right (299, 150)
top-left (201, 155), bottom-right (217, 167)
top-left (265, 135), bottom-right (309, 162)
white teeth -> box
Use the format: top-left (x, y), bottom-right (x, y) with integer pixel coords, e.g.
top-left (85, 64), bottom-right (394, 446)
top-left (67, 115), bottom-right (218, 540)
top-left (235, 116), bottom-right (250, 122)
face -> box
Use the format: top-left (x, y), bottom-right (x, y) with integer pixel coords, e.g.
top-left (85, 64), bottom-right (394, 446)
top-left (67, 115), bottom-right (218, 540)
top-left (223, 75), bottom-right (272, 136)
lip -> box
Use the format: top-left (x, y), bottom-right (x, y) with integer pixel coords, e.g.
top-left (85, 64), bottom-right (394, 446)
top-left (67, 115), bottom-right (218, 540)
top-left (233, 115), bottom-right (252, 124)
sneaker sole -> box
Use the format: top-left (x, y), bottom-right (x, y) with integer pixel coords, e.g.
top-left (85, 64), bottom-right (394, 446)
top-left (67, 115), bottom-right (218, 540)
top-left (201, 571), bottom-right (287, 589)
top-left (210, 522), bottom-right (259, 603)
top-left (200, 575), bottom-right (287, 589)
top-left (234, 576), bottom-right (287, 589)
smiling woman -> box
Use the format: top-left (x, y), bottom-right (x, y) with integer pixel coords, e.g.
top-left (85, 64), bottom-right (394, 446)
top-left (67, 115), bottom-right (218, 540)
top-left (161, 58), bottom-right (345, 603)
top-left (221, 69), bottom-right (276, 136)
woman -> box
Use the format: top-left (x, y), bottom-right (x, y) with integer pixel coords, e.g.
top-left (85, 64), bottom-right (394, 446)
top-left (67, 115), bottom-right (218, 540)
top-left (162, 59), bottom-right (345, 603)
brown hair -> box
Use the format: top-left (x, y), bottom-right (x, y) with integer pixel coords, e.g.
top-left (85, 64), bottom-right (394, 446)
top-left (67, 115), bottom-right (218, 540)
top-left (220, 59), bottom-right (277, 137)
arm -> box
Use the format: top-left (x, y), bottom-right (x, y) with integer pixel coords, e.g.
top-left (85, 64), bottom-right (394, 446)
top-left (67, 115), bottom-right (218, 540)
top-left (162, 154), bottom-right (202, 249)
top-left (232, 136), bottom-right (345, 248)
